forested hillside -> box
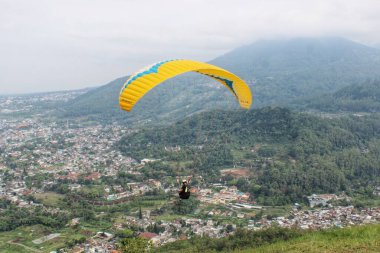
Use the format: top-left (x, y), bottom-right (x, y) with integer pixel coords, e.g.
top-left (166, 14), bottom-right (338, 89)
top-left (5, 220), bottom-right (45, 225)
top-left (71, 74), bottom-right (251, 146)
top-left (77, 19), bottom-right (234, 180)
top-left (293, 79), bottom-right (380, 112)
top-left (117, 107), bottom-right (380, 205)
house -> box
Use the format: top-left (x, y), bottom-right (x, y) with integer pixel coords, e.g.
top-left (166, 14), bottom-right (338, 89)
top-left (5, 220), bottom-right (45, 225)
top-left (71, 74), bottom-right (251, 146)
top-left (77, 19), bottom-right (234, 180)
top-left (164, 146), bottom-right (181, 152)
top-left (85, 172), bottom-right (102, 181)
top-left (147, 179), bottom-right (162, 188)
top-left (138, 232), bottom-right (158, 240)
top-left (60, 172), bottom-right (79, 181)
top-left (94, 231), bottom-right (113, 240)
top-left (238, 192), bottom-right (250, 201)
top-left (373, 186), bottom-right (380, 196)
top-left (307, 194), bottom-right (337, 208)
top-left (69, 218), bottom-right (80, 226)
top-left (140, 158), bottom-right (159, 165)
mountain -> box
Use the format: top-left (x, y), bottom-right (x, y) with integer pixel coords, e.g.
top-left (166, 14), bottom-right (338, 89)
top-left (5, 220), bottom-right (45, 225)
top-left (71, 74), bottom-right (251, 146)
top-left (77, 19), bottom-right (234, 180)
top-left (292, 80), bottom-right (380, 112)
top-left (61, 37), bottom-right (380, 124)
top-left (211, 37), bottom-right (380, 104)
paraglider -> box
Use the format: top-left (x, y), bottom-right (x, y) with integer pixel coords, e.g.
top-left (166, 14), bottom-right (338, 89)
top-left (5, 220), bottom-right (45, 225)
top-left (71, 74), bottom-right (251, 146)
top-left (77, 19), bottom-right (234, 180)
top-left (119, 59), bottom-right (252, 111)
top-left (119, 60), bottom-right (253, 200)
top-left (178, 176), bottom-right (192, 199)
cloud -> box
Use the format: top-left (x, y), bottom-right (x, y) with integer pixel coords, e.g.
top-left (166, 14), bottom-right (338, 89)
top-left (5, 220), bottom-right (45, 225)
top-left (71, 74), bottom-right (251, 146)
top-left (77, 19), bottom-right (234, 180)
top-left (0, 0), bottom-right (380, 94)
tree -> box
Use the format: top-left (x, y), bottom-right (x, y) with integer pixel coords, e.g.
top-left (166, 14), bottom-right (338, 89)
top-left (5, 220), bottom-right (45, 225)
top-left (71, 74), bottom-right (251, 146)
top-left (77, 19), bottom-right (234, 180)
top-left (139, 206), bottom-right (143, 219)
top-left (116, 229), bottom-right (134, 239)
top-left (172, 198), bottom-right (200, 215)
top-left (118, 237), bottom-right (151, 253)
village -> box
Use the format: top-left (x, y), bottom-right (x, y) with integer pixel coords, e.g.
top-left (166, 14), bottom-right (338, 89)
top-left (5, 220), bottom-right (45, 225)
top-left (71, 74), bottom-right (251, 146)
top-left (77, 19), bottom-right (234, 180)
top-left (1, 93), bottom-right (380, 252)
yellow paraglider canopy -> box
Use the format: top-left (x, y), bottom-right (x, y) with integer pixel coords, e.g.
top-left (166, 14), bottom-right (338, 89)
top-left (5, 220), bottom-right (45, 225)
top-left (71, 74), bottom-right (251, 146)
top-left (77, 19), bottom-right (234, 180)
top-left (119, 59), bottom-right (252, 111)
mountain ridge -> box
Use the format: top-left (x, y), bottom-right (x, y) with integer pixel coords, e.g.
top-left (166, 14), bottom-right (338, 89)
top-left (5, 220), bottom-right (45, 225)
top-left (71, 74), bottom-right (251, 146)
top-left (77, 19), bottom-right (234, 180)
top-left (61, 37), bottom-right (380, 124)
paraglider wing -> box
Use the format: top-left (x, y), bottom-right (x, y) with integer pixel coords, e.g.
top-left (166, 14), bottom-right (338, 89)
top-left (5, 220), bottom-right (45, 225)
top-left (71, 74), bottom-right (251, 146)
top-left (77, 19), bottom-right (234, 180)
top-left (119, 59), bottom-right (252, 111)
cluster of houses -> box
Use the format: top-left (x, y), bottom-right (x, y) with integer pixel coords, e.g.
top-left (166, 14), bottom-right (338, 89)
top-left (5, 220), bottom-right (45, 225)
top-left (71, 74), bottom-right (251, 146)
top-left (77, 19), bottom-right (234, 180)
top-left (119, 216), bottom-right (236, 247)
top-left (106, 180), bottom-right (162, 201)
top-left (64, 214), bottom-right (237, 252)
top-left (49, 230), bottom-right (118, 253)
top-left (0, 91), bottom-right (86, 115)
top-left (78, 204), bottom-right (380, 250)
top-left (307, 193), bottom-right (350, 208)
top-left (0, 179), bottom-right (69, 215)
top-left (253, 206), bottom-right (380, 230)
top-left (196, 185), bottom-right (250, 204)
top-left (1, 117), bottom-right (137, 181)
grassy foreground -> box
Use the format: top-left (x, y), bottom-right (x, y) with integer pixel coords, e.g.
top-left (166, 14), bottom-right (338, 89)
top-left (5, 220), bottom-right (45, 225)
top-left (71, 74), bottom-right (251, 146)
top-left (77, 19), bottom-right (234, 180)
top-left (239, 224), bottom-right (380, 253)
top-left (156, 224), bottom-right (380, 253)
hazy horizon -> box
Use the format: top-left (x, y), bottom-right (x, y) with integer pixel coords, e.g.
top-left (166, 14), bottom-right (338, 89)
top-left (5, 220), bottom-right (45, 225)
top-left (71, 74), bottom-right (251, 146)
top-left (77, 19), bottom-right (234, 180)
top-left (1, 0), bottom-right (380, 94)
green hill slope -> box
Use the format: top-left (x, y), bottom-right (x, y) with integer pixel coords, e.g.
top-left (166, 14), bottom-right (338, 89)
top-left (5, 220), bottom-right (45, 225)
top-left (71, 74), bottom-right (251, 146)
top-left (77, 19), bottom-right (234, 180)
top-left (293, 80), bottom-right (380, 112)
top-left (61, 37), bottom-right (380, 124)
top-left (116, 107), bottom-right (380, 205)
top-left (241, 224), bottom-right (380, 253)
top-left (62, 73), bottom-right (240, 124)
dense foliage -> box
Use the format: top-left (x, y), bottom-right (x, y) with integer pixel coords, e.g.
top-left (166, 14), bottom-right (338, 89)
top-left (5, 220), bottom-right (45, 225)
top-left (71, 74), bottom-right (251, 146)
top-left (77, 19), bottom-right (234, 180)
top-left (117, 107), bottom-right (380, 205)
top-left (119, 237), bottom-right (152, 253)
top-left (293, 80), bottom-right (380, 112)
top-left (171, 198), bottom-right (200, 215)
top-left (0, 199), bottom-right (70, 231)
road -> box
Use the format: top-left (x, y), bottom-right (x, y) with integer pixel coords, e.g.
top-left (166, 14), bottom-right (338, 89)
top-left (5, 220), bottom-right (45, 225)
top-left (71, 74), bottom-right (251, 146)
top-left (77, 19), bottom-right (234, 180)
top-left (7, 240), bottom-right (42, 253)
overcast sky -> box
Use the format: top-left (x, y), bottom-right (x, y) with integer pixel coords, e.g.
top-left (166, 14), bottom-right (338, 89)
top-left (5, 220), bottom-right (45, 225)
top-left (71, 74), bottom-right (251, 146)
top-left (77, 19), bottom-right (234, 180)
top-left (1, 0), bottom-right (380, 94)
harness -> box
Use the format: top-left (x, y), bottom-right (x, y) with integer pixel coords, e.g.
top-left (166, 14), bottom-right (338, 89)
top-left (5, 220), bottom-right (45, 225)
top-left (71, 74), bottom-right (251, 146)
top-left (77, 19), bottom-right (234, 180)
top-left (179, 185), bottom-right (190, 199)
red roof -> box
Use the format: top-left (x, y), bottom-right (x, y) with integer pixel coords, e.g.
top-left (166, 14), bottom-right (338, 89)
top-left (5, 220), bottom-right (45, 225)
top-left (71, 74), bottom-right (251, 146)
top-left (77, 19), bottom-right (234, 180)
top-left (59, 172), bottom-right (78, 181)
top-left (85, 172), bottom-right (102, 181)
top-left (138, 232), bottom-right (158, 239)
top-left (190, 188), bottom-right (199, 193)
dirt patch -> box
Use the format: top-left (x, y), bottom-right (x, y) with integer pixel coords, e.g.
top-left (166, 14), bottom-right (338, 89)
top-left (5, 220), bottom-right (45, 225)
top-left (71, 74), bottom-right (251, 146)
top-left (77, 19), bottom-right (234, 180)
top-left (12, 237), bottom-right (22, 243)
top-left (220, 168), bottom-right (250, 178)
top-left (32, 233), bottom-right (60, 244)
